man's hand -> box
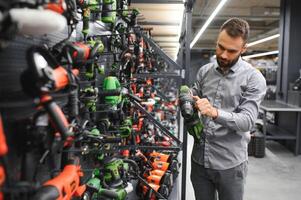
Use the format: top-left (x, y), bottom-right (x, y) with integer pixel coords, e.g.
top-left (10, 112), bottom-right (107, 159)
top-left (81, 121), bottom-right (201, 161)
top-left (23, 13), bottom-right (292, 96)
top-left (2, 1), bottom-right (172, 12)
top-left (192, 96), bottom-right (218, 119)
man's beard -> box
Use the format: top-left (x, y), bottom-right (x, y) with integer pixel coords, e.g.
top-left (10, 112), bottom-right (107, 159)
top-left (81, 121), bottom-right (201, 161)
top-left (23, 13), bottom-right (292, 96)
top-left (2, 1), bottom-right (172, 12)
top-left (216, 54), bottom-right (240, 70)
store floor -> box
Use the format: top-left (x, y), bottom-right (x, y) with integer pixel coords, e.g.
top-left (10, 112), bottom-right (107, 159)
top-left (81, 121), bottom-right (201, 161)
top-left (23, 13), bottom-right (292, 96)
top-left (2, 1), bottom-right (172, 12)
top-left (185, 138), bottom-right (301, 200)
top-left (245, 141), bottom-right (301, 200)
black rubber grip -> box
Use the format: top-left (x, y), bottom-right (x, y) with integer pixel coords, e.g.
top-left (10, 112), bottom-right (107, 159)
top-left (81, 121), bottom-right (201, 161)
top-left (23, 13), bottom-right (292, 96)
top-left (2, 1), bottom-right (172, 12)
top-left (101, 189), bottom-right (119, 198)
top-left (127, 93), bottom-right (142, 102)
top-left (44, 100), bottom-right (69, 139)
top-left (103, 137), bottom-right (122, 143)
top-left (99, 89), bottom-right (121, 96)
top-left (33, 185), bottom-right (60, 200)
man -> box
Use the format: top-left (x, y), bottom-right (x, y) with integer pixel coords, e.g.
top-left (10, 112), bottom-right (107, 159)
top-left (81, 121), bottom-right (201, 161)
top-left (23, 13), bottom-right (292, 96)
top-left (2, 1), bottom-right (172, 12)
top-left (189, 18), bottom-right (266, 200)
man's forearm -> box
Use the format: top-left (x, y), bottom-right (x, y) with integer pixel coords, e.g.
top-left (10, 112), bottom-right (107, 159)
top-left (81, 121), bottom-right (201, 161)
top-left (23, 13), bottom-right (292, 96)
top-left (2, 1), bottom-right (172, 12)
top-left (214, 109), bottom-right (255, 132)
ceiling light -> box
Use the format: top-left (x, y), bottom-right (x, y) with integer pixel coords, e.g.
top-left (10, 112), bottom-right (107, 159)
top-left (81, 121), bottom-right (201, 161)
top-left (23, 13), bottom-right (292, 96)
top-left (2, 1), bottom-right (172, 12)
top-left (247, 34), bottom-right (280, 47)
top-left (243, 50), bottom-right (279, 59)
top-left (190, 0), bottom-right (228, 49)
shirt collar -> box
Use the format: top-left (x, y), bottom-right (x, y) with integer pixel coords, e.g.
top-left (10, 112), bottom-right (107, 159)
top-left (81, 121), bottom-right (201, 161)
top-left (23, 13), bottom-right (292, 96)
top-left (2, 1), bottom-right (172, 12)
top-left (215, 56), bottom-right (242, 74)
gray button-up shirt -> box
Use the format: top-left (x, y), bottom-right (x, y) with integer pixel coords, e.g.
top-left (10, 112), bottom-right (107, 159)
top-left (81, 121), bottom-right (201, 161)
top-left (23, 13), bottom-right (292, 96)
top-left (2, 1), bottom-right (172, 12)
top-left (191, 57), bottom-right (266, 170)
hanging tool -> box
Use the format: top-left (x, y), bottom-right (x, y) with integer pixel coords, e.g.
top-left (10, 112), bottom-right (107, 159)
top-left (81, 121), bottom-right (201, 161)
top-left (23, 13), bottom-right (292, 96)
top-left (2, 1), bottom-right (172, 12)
top-left (0, 115), bottom-right (8, 200)
top-left (21, 46), bottom-right (79, 143)
top-left (77, 0), bottom-right (102, 39)
top-left (101, 0), bottom-right (117, 24)
top-left (33, 158), bottom-right (86, 200)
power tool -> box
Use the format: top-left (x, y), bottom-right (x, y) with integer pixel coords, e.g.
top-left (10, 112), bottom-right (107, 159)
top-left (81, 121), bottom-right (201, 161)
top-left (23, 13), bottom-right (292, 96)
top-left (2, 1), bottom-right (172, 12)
top-left (179, 85), bottom-right (203, 141)
top-left (83, 157), bottom-right (137, 200)
top-left (84, 177), bottom-right (133, 200)
top-left (103, 157), bottom-right (129, 188)
top-left (33, 159), bottom-right (86, 200)
top-left (21, 46), bottom-right (78, 143)
top-left (0, 115), bottom-right (8, 200)
top-left (179, 85), bottom-right (195, 119)
top-left (119, 117), bottom-right (132, 138)
top-left (77, 0), bottom-right (102, 39)
top-left (102, 76), bottom-right (122, 106)
top-left (101, 0), bottom-right (117, 24)
top-left (80, 86), bottom-right (99, 112)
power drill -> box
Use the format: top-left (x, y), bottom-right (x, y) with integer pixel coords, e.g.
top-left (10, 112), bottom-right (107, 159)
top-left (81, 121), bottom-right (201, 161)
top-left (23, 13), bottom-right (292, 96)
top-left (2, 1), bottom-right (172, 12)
top-left (101, 0), bottom-right (117, 24)
top-left (178, 85), bottom-right (203, 141)
top-left (179, 85), bottom-right (195, 119)
top-left (77, 0), bottom-right (102, 39)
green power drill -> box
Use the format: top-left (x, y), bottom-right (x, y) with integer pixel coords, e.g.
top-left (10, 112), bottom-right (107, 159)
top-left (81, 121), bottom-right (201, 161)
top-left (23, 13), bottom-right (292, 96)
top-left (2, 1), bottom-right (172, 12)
top-left (103, 76), bottom-right (122, 106)
top-left (83, 176), bottom-right (133, 200)
top-left (78, 0), bottom-right (102, 39)
top-left (81, 86), bottom-right (98, 112)
top-left (119, 117), bottom-right (132, 138)
top-left (102, 0), bottom-right (117, 24)
top-left (103, 157), bottom-right (129, 188)
top-left (85, 38), bottom-right (105, 79)
top-left (179, 85), bottom-right (203, 141)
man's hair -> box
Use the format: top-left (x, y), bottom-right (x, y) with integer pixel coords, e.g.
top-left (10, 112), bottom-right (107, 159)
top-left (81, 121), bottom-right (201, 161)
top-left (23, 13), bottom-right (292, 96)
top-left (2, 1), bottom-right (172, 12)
top-left (220, 18), bottom-right (249, 43)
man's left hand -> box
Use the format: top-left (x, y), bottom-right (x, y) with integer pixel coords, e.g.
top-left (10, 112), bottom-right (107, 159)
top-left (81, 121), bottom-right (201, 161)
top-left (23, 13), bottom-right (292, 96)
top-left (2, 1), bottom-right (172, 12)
top-left (192, 96), bottom-right (218, 119)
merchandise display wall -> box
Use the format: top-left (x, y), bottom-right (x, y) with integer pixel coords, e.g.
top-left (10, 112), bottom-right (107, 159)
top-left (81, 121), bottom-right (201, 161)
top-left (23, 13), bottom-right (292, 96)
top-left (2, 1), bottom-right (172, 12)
top-left (0, 1), bottom-right (183, 200)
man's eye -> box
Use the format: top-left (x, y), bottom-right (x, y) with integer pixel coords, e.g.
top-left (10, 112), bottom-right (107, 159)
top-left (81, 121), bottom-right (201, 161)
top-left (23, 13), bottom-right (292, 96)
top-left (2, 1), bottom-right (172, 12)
top-left (218, 45), bottom-right (225, 50)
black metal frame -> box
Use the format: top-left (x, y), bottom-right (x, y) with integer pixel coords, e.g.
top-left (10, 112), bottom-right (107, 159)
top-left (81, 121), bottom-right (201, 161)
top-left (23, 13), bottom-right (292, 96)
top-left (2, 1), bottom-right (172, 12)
top-left (131, 100), bottom-right (182, 146)
top-left (139, 32), bottom-right (182, 70)
top-left (180, 1), bottom-right (193, 200)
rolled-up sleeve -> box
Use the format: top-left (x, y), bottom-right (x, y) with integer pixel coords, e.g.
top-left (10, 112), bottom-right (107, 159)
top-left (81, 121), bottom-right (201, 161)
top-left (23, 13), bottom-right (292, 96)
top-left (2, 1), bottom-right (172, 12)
top-left (215, 71), bottom-right (267, 132)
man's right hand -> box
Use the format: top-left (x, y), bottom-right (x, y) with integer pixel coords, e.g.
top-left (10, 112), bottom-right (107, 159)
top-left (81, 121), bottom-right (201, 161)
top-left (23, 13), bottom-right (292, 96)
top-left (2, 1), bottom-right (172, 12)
top-left (193, 96), bottom-right (218, 119)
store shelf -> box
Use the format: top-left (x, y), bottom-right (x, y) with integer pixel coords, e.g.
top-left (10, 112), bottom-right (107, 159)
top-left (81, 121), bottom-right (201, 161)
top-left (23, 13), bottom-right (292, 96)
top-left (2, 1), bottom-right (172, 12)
top-left (266, 123), bottom-right (296, 140)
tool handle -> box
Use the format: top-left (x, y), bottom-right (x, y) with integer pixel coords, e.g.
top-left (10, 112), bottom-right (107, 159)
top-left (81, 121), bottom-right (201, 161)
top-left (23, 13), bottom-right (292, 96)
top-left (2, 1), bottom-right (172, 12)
top-left (99, 89), bottom-right (121, 96)
top-left (102, 137), bottom-right (122, 143)
top-left (43, 98), bottom-right (70, 140)
top-left (33, 185), bottom-right (60, 200)
top-left (127, 93), bottom-right (142, 102)
top-left (101, 189), bottom-right (119, 198)
top-left (34, 164), bottom-right (86, 200)
top-left (0, 115), bottom-right (8, 156)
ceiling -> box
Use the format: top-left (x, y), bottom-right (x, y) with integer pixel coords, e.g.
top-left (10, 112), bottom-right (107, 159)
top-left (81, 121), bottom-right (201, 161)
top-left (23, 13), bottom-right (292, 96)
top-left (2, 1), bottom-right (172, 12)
top-left (130, 0), bottom-right (184, 59)
top-left (131, 0), bottom-right (281, 59)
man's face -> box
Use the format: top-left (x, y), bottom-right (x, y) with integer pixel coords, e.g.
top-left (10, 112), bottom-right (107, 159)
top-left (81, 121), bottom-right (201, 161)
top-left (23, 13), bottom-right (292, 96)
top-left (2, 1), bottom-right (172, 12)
top-left (216, 30), bottom-right (247, 69)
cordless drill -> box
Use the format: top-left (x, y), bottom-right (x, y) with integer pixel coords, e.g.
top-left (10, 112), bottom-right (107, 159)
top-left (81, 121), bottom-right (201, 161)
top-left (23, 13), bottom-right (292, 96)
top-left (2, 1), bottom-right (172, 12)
top-left (77, 0), bottom-right (102, 39)
top-left (178, 85), bottom-right (203, 141)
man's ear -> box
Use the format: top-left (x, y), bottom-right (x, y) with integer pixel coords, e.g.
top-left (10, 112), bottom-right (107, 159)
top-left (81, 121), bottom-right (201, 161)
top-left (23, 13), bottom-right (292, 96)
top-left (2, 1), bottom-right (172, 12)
top-left (241, 45), bottom-right (247, 54)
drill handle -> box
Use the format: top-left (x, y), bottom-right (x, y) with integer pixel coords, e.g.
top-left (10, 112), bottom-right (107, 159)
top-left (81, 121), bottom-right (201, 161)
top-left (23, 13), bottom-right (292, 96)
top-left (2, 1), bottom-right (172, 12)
top-left (33, 185), bottom-right (60, 200)
top-left (42, 98), bottom-right (71, 140)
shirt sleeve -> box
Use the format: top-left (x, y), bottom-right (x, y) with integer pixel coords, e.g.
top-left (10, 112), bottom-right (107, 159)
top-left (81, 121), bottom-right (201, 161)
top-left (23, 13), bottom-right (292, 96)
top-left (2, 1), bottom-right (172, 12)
top-left (214, 71), bottom-right (267, 132)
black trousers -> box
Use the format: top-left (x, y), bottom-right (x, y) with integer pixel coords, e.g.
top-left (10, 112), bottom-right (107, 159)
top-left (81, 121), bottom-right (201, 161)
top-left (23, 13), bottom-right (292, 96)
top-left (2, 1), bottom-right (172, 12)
top-left (190, 160), bottom-right (248, 200)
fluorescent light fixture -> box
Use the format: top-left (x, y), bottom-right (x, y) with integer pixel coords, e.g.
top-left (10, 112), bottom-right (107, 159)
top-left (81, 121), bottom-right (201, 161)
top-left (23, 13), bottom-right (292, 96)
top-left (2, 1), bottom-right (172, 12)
top-left (190, 0), bottom-right (228, 49)
top-left (247, 34), bottom-right (280, 47)
top-left (243, 50), bottom-right (279, 59)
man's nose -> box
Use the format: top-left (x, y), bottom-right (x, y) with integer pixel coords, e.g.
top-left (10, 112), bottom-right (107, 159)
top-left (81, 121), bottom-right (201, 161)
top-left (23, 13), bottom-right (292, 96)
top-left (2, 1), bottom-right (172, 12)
top-left (220, 50), bottom-right (228, 59)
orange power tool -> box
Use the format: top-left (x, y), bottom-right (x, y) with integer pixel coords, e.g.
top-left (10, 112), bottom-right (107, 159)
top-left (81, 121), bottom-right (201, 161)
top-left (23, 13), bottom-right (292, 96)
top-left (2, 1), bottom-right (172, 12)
top-left (33, 159), bottom-right (86, 200)
top-left (0, 115), bottom-right (8, 200)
